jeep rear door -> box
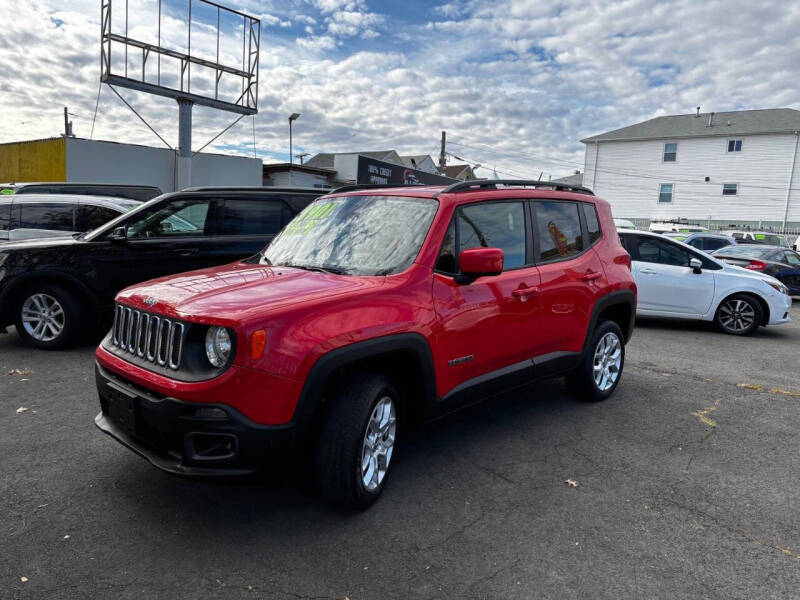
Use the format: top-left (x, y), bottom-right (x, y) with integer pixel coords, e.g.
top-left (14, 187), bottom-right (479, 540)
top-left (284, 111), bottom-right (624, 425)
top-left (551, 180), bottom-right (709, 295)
top-left (528, 200), bottom-right (606, 359)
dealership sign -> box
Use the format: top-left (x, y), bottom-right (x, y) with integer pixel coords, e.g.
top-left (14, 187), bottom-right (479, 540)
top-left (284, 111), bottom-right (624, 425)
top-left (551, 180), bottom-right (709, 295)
top-left (356, 156), bottom-right (457, 186)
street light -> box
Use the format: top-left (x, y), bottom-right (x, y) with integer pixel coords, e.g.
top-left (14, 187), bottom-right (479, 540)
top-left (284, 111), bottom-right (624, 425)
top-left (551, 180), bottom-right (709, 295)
top-left (288, 113), bottom-right (300, 165)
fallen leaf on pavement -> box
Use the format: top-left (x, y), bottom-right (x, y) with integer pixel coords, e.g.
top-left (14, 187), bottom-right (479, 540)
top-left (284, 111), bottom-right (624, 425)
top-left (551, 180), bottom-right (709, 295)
top-left (16, 407), bottom-right (28, 414)
top-left (20, 577), bottom-right (28, 583)
top-left (9, 368), bottom-right (33, 376)
top-left (565, 479), bottom-right (579, 488)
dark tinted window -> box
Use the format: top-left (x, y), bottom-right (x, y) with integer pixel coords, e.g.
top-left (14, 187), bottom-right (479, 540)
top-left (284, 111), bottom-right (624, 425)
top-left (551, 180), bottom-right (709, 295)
top-left (435, 219), bottom-right (456, 274)
top-left (703, 238), bottom-right (729, 251)
top-left (583, 203), bottom-right (602, 244)
top-left (75, 204), bottom-right (122, 231)
top-left (783, 251), bottom-right (800, 266)
top-left (221, 199), bottom-right (287, 235)
top-left (686, 237), bottom-right (704, 249)
top-left (18, 203), bottom-right (75, 231)
top-left (633, 237), bottom-right (692, 267)
top-left (0, 202), bottom-right (10, 229)
top-left (535, 201), bottom-right (583, 262)
top-left (458, 202), bottom-right (526, 269)
top-left (125, 198), bottom-right (212, 239)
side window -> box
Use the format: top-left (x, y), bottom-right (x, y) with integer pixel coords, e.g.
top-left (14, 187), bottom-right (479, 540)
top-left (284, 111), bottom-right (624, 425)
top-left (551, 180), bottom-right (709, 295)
top-left (534, 201), bottom-right (583, 262)
top-left (221, 199), bottom-right (285, 236)
top-left (582, 203), bottom-right (602, 244)
top-left (435, 219), bottom-right (456, 274)
top-left (636, 238), bottom-right (692, 267)
top-left (0, 202), bottom-right (10, 230)
top-left (704, 238), bottom-right (728, 251)
top-left (125, 198), bottom-right (212, 240)
top-left (686, 237), bottom-right (704, 249)
top-left (458, 202), bottom-right (526, 269)
top-left (18, 203), bottom-right (75, 231)
top-left (75, 205), bottom-right (121, 231)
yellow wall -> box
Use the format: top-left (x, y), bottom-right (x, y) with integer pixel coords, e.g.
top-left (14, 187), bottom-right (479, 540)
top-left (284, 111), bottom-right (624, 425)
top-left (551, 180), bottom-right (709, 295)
top-left (0, 138), bottom-right (66, 183)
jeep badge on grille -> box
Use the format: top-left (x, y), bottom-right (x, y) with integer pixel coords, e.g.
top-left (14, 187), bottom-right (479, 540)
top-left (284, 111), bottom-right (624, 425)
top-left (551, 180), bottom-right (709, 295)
top-left (143, 297), bottom-right (158, 307)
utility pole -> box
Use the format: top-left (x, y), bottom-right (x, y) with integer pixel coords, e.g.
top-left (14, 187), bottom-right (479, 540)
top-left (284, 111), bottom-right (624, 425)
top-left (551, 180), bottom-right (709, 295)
top-left (438, 131), bottom-right (446, 170)
top-left (63, 107), bottom-right (73, 138)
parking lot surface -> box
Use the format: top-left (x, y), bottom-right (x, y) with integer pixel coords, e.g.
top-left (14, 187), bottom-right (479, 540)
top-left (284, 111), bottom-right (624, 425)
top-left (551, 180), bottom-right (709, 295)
top-left (2, 306), bottom-right (800, 599)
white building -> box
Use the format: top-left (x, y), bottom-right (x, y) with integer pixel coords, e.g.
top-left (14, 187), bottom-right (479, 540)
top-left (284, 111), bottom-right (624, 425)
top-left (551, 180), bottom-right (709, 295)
top-left (582, 108), bottom-right (800, 230)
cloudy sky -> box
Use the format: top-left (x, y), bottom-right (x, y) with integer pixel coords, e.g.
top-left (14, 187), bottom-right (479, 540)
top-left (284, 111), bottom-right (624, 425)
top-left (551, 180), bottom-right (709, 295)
top-left (2, 0), bottom-right (799, 179)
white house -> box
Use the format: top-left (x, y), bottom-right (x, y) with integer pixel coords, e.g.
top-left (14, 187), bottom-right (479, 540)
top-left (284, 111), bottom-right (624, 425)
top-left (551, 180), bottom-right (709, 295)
top-left (581, 108), bottom-right (800, 230)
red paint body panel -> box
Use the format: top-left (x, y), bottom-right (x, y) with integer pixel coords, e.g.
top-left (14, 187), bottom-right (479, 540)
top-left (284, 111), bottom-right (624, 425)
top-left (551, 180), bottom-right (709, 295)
top-left (96, 186), bottom-right (636, 428)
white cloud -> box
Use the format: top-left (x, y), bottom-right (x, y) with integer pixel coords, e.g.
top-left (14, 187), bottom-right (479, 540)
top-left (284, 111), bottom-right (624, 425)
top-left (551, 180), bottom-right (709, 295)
top-left (2, 0), bottom-right (800, 182)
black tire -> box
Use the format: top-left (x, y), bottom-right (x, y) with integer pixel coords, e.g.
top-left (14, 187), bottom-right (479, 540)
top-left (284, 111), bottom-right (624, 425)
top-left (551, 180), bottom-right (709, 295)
top-left (565, 320), bottom-right (625, 402)
top-left (714, 294), bottom-right (762, 336)
top-left (13, 282), bottom-right (87, 349)
top-left (315, 373), bottom-right (399, 509)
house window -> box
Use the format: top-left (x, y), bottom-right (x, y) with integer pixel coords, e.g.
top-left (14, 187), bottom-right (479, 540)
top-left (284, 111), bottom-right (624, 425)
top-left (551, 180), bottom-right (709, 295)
top-left (658, 183), bottom-right (674, 203)
top-left (727, 139), bottom-right (743, 152)
top-left (722, 183), bottom-right (738, 196)
top-left (663, 143), bottom-right (677, 162)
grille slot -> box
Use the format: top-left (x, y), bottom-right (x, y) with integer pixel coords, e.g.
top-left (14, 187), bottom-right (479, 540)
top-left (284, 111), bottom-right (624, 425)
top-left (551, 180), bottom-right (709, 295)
top-left (112, 304), bottom-right (186, 371)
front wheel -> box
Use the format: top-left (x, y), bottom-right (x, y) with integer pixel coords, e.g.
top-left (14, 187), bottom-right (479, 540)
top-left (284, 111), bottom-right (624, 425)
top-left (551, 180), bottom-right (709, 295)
top-left (714, 294), bottom-right (762, 335)
top-left (13, 283), bottom-right (87, 349)
top-left (566, 320), bottom-right (625, 402)
top-left (315, 374), bottom-right (399, 509)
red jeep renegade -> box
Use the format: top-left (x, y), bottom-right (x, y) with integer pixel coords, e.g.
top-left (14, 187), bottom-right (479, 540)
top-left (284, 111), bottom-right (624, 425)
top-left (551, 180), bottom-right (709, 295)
top-left (94, 180), bottom-right (636, 508)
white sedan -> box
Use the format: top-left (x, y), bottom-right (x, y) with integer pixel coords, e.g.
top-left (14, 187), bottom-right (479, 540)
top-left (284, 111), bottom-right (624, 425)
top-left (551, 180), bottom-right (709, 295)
top-left (618, 230), bottom-right (792, 335)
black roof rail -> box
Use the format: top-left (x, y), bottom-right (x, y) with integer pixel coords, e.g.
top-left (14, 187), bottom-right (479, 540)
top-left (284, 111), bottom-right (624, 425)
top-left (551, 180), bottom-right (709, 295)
top-left (438, 179), bottom-right (594, 196)
top-left (329, 183), bottom-right (431, 195)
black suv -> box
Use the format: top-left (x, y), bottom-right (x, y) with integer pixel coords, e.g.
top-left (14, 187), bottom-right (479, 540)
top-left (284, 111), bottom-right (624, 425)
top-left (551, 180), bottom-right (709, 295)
top-left (0, 187), bottom-right (319, 348)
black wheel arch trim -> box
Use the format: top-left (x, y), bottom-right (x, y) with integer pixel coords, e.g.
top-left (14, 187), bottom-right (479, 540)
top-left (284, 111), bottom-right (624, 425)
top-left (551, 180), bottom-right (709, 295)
top-left (0, 270), bottom-right (100, 328)
top-left (290, 332), bottom-right (437, 441)
top-left (582, 289), bottom-right (636, 354)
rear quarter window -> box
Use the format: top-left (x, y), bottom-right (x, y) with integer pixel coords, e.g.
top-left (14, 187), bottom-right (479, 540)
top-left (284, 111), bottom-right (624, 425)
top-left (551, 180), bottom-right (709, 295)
top-left (582, 203), bottom-right (602, 244)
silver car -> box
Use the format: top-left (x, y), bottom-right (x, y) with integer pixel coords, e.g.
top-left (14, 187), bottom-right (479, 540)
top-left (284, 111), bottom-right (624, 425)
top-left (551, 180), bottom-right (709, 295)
top-left (0, 194), bottom-right (141, 241)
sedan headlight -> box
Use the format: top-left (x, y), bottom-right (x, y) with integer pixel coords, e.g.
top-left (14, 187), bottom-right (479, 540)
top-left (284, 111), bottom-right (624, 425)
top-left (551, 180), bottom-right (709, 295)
top-left (765, 280), bottom-right (789, 295)
top-left (205, 326), bottom-right (233, 367)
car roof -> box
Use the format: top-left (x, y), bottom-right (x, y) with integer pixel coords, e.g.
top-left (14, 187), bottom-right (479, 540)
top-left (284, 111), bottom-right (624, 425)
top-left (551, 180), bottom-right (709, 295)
top-left (5, 182), bottom-right (159, 190)
top-left (0, 193), bottom-right (141, 207)
top-left (715, 244), bottom-right (781, 252)
top-left (183, 186), bottom-right (322, 194)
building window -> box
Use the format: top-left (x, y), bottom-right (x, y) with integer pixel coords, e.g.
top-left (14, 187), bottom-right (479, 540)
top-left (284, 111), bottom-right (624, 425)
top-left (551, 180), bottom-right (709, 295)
top-left (658, 183), bottom-right (674, 203)
top-left (663, 142), bottom-right (677, 162)
top-left (722, 183), bottom-right (738, 196)
top-left (727, 139), bottom-right (743, 152)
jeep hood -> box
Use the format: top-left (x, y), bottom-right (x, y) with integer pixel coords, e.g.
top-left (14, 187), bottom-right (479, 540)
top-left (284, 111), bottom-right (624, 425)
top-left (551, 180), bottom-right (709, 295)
top-left (116, 261), bottom-right (386, 320)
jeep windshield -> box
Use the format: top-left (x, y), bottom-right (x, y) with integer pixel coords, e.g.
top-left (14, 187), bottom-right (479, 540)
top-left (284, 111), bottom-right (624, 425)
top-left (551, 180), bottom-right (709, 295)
top-left (262, 195), bottom-right (438, 276)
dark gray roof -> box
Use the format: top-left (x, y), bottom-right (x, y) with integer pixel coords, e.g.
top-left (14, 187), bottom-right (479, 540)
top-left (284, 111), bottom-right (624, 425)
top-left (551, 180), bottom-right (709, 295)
top-left (305, 151), bottom-right (396, 169)
top-left (581, 108), bottom-right (800, 143)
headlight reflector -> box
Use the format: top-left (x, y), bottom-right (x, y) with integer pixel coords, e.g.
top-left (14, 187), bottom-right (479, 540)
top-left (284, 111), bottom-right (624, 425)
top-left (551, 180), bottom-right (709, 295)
top-left (205, 326), bottom-right (232, 367)
top-left (766, 280), bottom-right (788, 295)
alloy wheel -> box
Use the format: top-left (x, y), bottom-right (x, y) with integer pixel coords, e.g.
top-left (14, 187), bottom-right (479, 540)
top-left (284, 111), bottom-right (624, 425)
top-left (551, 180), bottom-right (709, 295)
top-left (360, 396), bottom-right (397, 492)
top-left (718, 299), bottom-right (756, 332)
top-left (21, 293), bottom-right (65, 342)
top-left (593, 332), bottom-right (622, 392)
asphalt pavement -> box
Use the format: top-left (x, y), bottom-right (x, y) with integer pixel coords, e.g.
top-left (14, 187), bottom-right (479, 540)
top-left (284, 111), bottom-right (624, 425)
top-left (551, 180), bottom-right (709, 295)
top-left (2, 304), bottom-right (800, 599)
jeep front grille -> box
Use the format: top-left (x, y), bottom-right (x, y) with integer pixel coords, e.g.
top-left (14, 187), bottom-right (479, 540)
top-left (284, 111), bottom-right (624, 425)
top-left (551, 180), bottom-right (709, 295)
top-left (111, 304), bottom-right (186, 370)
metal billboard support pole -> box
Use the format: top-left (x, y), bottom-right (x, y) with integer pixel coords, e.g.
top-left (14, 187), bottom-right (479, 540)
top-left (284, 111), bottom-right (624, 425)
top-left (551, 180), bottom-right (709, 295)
top-left (177, 99), bottom-right (193, 190)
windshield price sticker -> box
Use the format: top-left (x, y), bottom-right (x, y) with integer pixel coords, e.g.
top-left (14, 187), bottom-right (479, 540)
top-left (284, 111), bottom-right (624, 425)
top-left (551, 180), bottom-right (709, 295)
top-left (284, 201), bottom-right (340, 235)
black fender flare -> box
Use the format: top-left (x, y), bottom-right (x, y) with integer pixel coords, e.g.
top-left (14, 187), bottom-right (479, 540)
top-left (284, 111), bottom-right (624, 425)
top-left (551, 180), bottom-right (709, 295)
top-left (0, 270), bottom-right (99, 326)
top-left (290, 332), bottom-right (437, 439)
top-left (582, 289), bottom-right (637, 354)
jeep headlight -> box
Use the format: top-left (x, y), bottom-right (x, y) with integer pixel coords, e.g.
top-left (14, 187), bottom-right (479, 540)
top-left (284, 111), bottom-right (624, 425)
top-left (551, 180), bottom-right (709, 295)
top-left (205, 326), bottom-right (233, 367)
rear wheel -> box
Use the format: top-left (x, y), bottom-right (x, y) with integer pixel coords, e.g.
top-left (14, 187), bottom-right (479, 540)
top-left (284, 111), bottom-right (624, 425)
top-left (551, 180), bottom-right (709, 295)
top-left (315, 374), bottom-right (399, 509)
top-left (714, 294), bottom-right (762, 336)
top-left (13, 283), bottom-right (87, 349)
top-left (566, 320), bottom-right (625, 402)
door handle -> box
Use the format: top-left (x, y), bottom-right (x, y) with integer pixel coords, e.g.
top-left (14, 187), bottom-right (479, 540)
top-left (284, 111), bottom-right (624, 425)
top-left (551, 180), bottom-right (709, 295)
top-left (639, 268), bottom-right (657, 275)
top-left (582, 270), bottom-right (602, 281)
top-left (512, 286), bottom-right (539, 298)
top-left (178, 248), bottom-right (199, 257)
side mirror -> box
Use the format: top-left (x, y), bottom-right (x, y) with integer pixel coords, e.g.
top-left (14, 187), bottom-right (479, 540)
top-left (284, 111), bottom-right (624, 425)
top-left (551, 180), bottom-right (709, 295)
top-left (107, 226), bottom-right (127, 244)
top-left (689, 257), bottom-right (702, 274)
top-left (457, 247), bottom-right (504, 283)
